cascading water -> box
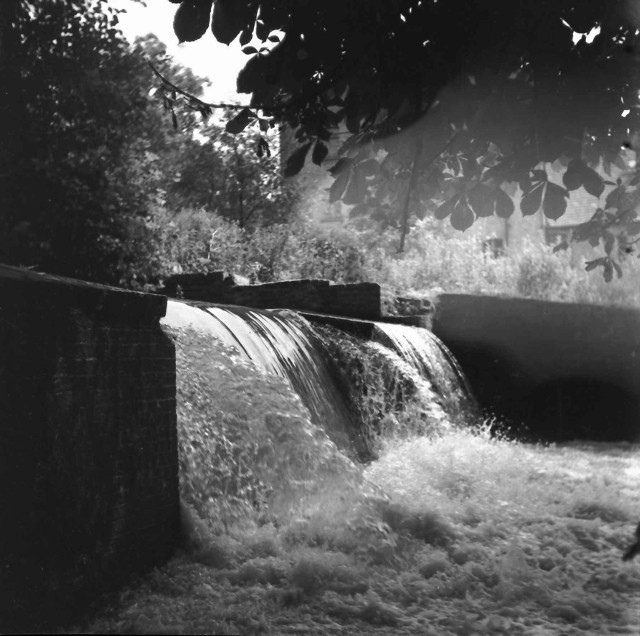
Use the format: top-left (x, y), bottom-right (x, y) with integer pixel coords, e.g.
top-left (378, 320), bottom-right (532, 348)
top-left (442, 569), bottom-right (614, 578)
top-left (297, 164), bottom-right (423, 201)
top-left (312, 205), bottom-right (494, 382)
top-left (163, 299), bottom-right (472, 460)
top-left (373, 321), bottom-right (476, 421)
top-left (163, 300), bottom-right (358, 455)
top-left (86, 298), bottom-right (640, 635)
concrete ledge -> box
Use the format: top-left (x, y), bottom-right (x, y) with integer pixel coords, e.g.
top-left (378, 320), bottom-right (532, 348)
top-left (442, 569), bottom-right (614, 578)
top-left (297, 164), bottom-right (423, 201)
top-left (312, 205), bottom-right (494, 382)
top-left (0, 265), bottom-right (167, 324)
top-left (163, 273), bottom-right (383, 320)
top-left (0, 265), bottom-right (177, 631)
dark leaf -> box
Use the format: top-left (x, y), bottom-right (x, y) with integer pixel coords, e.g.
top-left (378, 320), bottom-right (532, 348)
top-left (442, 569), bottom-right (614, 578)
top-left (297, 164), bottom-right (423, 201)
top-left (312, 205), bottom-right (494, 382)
top-left (171, 111), bottom-right (178, 130)
top-left (581, 165), bottom-right (605, 197)
top-left (588, 232), bottom-right (601, 248)
top-left (345, 109), bottom-right (361, 134)
top-left (174, 0), bottom-right (213, 43)
top-left (329, 157), bottom-right (354, 177)
top-left (258, 118), bottom-right (270, 132)
top-left (494, 188), bottom-right (515, 218)
top-left (211, 0), bottom-right (246, 45)
top-left (562, 159), bottom-right (585, 191)
top-left (450, 200), bottom-right (475, 231)
top-left (542, 182), bottom-right (569, 220)
top-left (612, 260), bottom-right (623, 279)
top-left (435, 197), bottom-right (456, 220)
top-left (603, 231), bottom-right (615, 255)
top-left (329, 169), bottom-right (351, 203)
top-left (357, 159), bottom-right (380, 177)
top-left (467, 184), bottom-right (494, 217)
top-left (531, 169), bottom-right (548, 182)
top-left (585, 257), bottom-right (606, 272)
top-left (604, 259), bottom-right (614, 282)
top-left (236, 55), bottom-right (265, 94)
top-left (239, 27), bottom-right (252, 46)
top-left (268, 34), bottom-right (281, 43)
top-left (225, 107), bottom-right (256, 134)
top-left (605, 186), bottom-right (626, 210)
top-left (284, 142), bottom-right (312, 177)
top-left (242, 46), bottom-right (258, 55)
top-left (256, 19), bottom-right (269, 40)
top-left (343, 167), bottom-right (367, 205)
top-left (312, 140), bottom-right (329, 165)
top-left (520, 182), bottom-right (545, 216)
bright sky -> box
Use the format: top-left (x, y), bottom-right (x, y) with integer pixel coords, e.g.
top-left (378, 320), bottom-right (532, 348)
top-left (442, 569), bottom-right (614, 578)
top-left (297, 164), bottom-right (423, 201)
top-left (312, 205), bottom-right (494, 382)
top-left (112, 0), bottom-right (248, 103)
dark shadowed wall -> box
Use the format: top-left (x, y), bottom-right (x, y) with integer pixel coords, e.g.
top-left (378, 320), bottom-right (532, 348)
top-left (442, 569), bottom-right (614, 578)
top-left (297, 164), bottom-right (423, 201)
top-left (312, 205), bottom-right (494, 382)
top-left (0, 266), bottom-right (178, 631)
top-left (432, 294), bottom-right (640, 442)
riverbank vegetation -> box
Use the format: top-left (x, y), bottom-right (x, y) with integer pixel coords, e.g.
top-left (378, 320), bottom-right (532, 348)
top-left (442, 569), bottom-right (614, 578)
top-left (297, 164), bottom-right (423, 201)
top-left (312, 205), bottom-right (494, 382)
top-left (3, 0), bottom-right (640, 308)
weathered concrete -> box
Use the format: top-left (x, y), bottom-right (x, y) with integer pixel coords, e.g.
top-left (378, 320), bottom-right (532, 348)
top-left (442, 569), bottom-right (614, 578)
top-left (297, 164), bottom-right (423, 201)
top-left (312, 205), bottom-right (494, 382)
top-left (164, 273), bottom-right (384, 320)
top-left (432, 293), bottom-right (640, 441)
top-left (0, 265), bottom-right (178, 631)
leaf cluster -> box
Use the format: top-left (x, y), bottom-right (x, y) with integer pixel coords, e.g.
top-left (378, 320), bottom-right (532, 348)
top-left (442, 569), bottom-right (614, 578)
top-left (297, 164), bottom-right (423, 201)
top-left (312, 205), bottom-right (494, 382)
top-left (169, 0), bottom-right (640, 276)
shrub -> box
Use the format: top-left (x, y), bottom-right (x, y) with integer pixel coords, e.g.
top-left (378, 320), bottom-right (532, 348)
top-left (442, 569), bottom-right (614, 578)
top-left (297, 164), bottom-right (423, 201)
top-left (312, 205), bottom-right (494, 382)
top-left (147, 206), bottom-right (640, 307)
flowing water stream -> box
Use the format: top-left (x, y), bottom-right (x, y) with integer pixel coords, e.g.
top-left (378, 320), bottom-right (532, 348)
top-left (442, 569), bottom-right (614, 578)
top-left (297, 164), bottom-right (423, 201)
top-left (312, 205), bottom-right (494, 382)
top-left (78, 300), bottom-right (640, 635)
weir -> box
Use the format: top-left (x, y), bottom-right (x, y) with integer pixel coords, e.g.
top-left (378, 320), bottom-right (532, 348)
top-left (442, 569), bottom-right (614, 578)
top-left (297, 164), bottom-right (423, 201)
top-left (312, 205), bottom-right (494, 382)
top-left (373, 321), bottom-right (475, 419)
top-left (162, 299), bottom-right (474, 459)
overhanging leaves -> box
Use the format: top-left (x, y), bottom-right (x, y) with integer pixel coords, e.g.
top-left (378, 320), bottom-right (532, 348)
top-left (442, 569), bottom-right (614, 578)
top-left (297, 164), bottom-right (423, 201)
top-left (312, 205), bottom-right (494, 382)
top-left (494, 187), bottom-right (515, 218)
top-left (284, 142), bottom-right (312, 177)
top-left (343, 167), bottom-right (367, 204)
top-left (312, 140), bottom-right (329, 165)
top-left (467, 184), bottom-right (494, 217)
top-left (450, 199), bottom-right (475, 231)
top-left (173, 0), bottom-right (213, 43)
top-left (520, 182), bottom-right (545, 216)
top-left (542, 182), bottom-right (569, 220)
top-left (329, 168), bottom-right (351, 203)
top-left (225, 107), bottom-right (256, 134)
top-left (211, 0), bottom-right (252, 45)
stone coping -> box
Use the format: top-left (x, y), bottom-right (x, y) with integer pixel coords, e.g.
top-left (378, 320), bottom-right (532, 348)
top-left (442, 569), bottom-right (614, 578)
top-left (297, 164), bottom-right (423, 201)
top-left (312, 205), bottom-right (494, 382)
top-left (0, 264), bottom-right (167, 324)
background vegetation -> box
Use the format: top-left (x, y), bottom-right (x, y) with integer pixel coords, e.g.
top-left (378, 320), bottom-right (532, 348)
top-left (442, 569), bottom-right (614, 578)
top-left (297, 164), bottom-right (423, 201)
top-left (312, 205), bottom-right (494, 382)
top-left (3, 0), bottom-right (640, 307)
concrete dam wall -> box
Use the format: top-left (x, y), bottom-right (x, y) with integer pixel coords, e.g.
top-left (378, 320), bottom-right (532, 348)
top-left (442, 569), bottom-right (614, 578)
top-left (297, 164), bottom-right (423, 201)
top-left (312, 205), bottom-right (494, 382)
top-left (432, 294), bottom-right (640, 442)
top-left (0, 265), bottom-right (179, 630)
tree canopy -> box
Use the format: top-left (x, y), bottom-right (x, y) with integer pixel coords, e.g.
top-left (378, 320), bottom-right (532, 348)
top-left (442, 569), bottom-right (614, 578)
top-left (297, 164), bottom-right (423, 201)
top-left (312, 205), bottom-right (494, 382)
top-left (169, 0), bottom-right (640, 279)
top-left (0, 0), bottom-right (297, 285)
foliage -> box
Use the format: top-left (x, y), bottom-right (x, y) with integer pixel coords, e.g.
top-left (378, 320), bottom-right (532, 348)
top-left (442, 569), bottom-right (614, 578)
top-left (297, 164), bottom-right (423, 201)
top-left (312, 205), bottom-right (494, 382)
top-left (167, 0), bottom-right (640, 276)
top-left (163, 123), bottom-right (298, 229)
top-left (154, 210), bottom-right (640, 306)
top-left (0, 0), bottom-right (159, 282)
top-left (0, 0), bottom-right (299, 287)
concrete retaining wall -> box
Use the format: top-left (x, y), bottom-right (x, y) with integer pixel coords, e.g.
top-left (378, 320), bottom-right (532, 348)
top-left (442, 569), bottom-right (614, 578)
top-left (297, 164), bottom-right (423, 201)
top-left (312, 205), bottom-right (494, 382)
top-left (164, 273), bottom-right (383, 320)
top-left (432, 294), bottom-right (640, 441)
top-left (0, 266), bottom-right (179, 630)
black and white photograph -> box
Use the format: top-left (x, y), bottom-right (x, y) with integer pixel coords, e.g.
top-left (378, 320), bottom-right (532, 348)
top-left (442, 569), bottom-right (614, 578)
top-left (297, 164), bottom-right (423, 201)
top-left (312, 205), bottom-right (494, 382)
top-left (1, 1), bottom-right (639, 633)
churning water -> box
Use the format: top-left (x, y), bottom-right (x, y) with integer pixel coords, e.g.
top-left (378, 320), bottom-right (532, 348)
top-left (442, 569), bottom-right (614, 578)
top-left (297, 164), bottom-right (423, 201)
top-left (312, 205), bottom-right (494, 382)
top-left (80, 300), bottom-right (640, 635)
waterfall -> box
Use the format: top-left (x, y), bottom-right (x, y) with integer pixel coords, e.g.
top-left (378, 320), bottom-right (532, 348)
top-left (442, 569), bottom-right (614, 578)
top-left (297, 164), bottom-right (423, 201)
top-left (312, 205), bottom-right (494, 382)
top-left (160, 298), bottom-right (481, 535)
top-left (163, 300), bottom-right (358, 455)
top-left (163, 300), bottom-right (475, 459)
top-left (373, 321), bottom-right (476, 422)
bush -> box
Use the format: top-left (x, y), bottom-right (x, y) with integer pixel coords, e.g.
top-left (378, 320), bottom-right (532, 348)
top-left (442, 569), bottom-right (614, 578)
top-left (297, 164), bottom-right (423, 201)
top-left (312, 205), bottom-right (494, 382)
top-left (145, 206), bottom-right (640, 307)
